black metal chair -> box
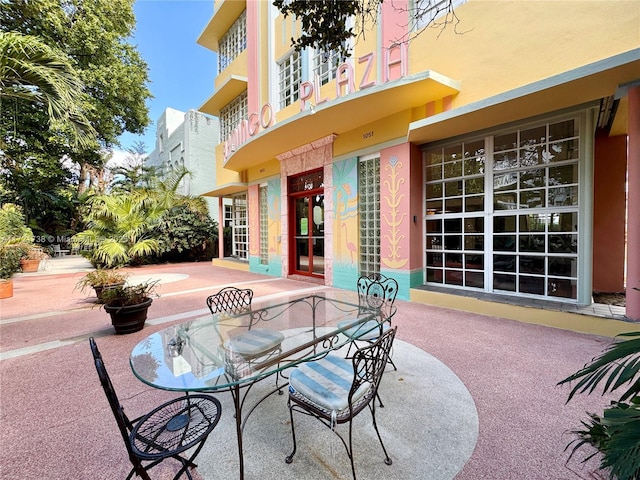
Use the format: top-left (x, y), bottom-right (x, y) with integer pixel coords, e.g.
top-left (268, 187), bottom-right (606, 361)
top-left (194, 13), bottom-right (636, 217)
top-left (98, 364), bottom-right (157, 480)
top-left (340, 273), bottom-right (399, 370)
top-left (206, 286), bottom-right (253, 316)
top-left (285, 326), bottom-right (397, 480)
top-left (89, 337), bottom-right (222, 480)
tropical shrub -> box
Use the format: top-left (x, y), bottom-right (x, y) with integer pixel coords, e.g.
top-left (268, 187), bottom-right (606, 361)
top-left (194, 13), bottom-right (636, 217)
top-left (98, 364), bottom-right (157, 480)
top-left (558, 330), bottom-right (640, 480)
top-left (154, 204), bottom-right (218, 262)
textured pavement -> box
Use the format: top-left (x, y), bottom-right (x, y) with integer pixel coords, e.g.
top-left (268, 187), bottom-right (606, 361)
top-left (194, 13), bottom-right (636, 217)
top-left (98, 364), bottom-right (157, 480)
top-left (0, 256), bottom-right (616, 479)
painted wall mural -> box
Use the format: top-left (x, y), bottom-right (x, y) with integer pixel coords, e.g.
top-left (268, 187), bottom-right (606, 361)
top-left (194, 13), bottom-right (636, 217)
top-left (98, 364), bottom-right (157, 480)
top-left (333, 158), bottom-right (359, 264)
top-left (382, 154), bottom-right (408, 269)
top-left (268, 177), bottom-right (281, 261)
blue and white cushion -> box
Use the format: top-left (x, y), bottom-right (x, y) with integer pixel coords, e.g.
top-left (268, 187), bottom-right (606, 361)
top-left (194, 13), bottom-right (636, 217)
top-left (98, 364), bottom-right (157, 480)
top-left (338, 318), bottom-right (389, 341)
top-left (224, 328), bottom-right (284, 358)
top-left (288, 355), bottom-right (371, 413)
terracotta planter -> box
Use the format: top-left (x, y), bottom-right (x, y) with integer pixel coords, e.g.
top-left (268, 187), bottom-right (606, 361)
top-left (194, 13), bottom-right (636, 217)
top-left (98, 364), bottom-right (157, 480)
top-left (0, 279), bottom-right (13, 299)
top-left (20, 259), bottom-right (40, 272)
top-left (104, 298), bottom-right (152, 334)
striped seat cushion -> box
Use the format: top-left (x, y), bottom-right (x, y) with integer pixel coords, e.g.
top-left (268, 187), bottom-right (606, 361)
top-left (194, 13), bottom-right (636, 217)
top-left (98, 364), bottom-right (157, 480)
top-left (338, 319), bottom-right (389, 341)
top-left (224, 328), bottom-right (284, 358)
top-left (288, 355), bottom-right (371, 413)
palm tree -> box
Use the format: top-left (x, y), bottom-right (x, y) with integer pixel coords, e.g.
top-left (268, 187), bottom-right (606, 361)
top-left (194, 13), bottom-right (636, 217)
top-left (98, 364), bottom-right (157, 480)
top-left (0, 31), bottom-right (95, 147)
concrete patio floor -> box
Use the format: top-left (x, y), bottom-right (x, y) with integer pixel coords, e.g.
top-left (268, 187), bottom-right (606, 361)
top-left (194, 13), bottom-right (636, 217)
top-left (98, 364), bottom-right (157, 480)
top-left (0, 256), bottom-right (627, 479)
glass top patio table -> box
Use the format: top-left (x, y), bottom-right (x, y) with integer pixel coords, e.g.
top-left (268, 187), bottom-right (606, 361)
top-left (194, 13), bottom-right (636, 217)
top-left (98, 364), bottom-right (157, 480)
top-left (130, 290), bottom-right (384, 391)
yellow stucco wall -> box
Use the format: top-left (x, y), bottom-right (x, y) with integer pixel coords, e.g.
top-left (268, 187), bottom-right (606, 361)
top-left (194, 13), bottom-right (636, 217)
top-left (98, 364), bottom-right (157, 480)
top-left (409, 1), bottom-right (640, 109)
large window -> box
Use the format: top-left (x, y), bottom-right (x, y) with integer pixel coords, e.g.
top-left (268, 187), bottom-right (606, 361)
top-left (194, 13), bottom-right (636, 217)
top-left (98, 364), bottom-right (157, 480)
top-left (279, 51), bottom-right (302, 109)
top-left (424, 116), bottom-right (581, 301)
top-left (232, 194), bottom-right (248, 260)
top-left (359, 156), bottom-right (381, 278)
top-left (218, 10), bottom-right (247, 72)
top-left (220, 91), bottom-right (247, 140)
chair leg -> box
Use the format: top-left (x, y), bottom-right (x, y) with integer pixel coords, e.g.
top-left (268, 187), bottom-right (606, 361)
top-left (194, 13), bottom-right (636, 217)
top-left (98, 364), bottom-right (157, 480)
top-left (284, 402), bottom-right (298, 464)
top-left (369, 405), bottom-right (392, 467)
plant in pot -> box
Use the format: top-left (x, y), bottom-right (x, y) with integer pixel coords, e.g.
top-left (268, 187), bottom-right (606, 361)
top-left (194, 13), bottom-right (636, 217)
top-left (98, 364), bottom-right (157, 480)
top-left (76, 269), bottom-right (129, 303)
top-left (0, 244), bottom-right (23, 299)
top-left (100, 280), bottom-right (159, 334)
top-left (19, 245), bottom-right (49, 272)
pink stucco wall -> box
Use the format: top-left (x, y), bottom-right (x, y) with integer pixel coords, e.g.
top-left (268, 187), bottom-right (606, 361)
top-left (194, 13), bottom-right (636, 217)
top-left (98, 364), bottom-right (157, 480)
top-left (592, 133), bottom-right (627, 293)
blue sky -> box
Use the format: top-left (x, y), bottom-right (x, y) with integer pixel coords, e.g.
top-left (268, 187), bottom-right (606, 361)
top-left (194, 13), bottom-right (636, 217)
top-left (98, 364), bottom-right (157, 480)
top-left (117, 0), bottom-right (217, 154)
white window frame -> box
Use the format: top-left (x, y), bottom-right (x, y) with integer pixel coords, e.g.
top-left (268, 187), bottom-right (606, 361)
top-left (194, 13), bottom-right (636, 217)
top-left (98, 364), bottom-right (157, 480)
top-left (423, 111), bottom-right (589, 303)
top-left (278, 50), bottom-right (302, 109)
top-left (219, 9), bottom-right (247, 72)
top-left (220, 91), bottom-right (248, 140)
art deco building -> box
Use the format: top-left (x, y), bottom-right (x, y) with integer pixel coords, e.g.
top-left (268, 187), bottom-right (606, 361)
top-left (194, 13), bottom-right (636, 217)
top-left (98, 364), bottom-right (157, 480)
top-left (197, 0), bottom-right (640, 324)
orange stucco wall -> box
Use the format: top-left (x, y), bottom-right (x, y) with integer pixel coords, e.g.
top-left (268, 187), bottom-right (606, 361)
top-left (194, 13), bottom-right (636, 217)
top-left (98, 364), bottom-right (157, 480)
top-left (593, 132), bottom-right (627, 292)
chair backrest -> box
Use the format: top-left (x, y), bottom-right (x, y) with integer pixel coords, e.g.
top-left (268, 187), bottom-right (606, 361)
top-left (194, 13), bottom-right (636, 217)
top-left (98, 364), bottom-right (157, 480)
top-left (52, 244), bottom-right (61, 253)
top-left (89, 338), bottom-right (139, 465)
top-left (356, 274), bottom-right (398, 319)
top-left (350, 326), bottom-right (397, 411)
top-left (206, 286), bottom-right (253, 316)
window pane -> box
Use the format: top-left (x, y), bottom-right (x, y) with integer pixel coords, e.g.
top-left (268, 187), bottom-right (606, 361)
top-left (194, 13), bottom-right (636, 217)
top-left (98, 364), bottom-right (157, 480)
top-left (444, 218), bottom-right (462, 233)
top-left (445, 180), bottom-right (462, 197)
top-left (549, 119), bottom-right (576, 141)
top-left (494, 255), bottom-right (516, 272)
top-left (465, 178), bottom-right (484, 194)
top-left (519, 214), bottom-right (547, 232)
top-left (465, 271), bottom-right (484, 288)
top-left (549, 213), bottom-right (577, 232)
top-left (465, 254), bottom-right (483, 270)
top-left (445, 197), bottom-right (463, 213)
top-left (520, 276), bottom-right (545, 295)
top-left (444, 235), bottom-right (462, 250)
top-left (426, 252), bottom-right (443, 266)
top-left (549, 164), bottom-right (578, 185)
top-left (464, 235), bottom-right (484, 250)
top-left (519, 235), bottom-right (545, 252)
top-left (548, 140), bottom-right (579, 162)
top-left (426, 219), bottom-right (442, 233)
top-left (494, 132), bottom-right (517, 152)
top-left (549, 257), bottom-right (576, 277)
top-left (519, 256), bottom-right (545, 274)
top-left (427, 268), bottom-right (442, 283)
top-left (494, 216), bottom-right (516, 233)
top-left (445, 269), bottom-right (464, 286)
top-left (548, 186), bottom-right (578, 207)
top-left (520, 169), bottom-right (545, 189)
top-left (494, 193), bottom-right (517, 210)
top-left (494, 235), bottom-right (516, 251)
top-left (548, 277), bottom-right (577, 299)
top-left (549, 234), bottom-right (577, 253)
top-left (520, 190), bottom-right (545, 209)
top-left (465, 196), bottom-right (484, 212)
top-left (520, 125), bottom-right (546, 147)
top-left (494, 273), bottom-right (516, 291)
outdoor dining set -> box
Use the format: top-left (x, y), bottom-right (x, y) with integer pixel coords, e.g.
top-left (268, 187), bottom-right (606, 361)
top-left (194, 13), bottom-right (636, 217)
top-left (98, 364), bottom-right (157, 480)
top-left (90, 273), bottom-right (400, 480)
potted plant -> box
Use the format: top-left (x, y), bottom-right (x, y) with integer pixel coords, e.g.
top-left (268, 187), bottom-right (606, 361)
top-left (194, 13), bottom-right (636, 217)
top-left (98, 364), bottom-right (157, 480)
top-left (19, 246), bottom-right (49, 272)
top-left (100, 280), bottom-right (159, 334)
top-left (0, 244), bottom-right (23, 299)
top-left (76, 268), bottom-right (129, 302)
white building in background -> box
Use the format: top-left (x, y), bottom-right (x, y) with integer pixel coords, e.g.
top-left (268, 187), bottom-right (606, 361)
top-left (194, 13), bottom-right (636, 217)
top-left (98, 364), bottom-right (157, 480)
top-left (146, 108), bottom-right (224, 223)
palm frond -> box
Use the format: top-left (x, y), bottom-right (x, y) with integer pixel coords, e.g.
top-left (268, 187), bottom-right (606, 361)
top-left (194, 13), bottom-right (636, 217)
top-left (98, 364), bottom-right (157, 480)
top-left (558, 332), bottom-right (640, 402)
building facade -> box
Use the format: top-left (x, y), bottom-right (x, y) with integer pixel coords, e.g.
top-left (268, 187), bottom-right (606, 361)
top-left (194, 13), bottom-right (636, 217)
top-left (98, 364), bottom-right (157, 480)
top-left (146, 108), bottom-right (222, 223)
top-left (197, 0), bottom-right (640, 320)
